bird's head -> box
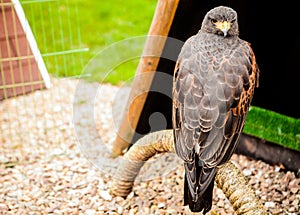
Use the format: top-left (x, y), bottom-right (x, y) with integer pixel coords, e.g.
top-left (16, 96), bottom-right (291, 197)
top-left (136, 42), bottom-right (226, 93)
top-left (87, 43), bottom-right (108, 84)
top-left (201, 6), bottom-right (239, 37)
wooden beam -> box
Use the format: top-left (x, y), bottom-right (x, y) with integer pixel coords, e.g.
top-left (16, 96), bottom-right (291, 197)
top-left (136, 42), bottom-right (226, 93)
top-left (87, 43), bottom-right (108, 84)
top-left (236, 134), bottom-right (300, 175)
top-left (111, 0), bottom-right (180, 157)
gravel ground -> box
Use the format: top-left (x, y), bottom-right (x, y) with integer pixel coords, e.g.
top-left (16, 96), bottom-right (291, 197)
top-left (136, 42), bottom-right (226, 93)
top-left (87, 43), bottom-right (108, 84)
top-left (0, 77), bottom-right (299, 214)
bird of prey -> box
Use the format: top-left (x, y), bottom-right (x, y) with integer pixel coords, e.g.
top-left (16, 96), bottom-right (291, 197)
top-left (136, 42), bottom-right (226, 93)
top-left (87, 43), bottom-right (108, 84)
top-left (172, 6), bottom-right (259, 214)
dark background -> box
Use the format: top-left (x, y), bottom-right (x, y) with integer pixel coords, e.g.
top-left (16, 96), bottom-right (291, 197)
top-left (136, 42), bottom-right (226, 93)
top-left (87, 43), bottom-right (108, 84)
top-left (132, 0), bottom-right (299, 143)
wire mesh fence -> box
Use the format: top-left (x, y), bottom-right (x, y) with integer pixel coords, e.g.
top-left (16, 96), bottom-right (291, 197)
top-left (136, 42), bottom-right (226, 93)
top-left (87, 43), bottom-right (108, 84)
top-left (0, 0), bottom-right (87, 147)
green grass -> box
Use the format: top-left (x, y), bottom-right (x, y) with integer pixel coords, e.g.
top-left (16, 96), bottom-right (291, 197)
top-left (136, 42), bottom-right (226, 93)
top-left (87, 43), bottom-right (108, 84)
top-left (244, 106), bottom-right (300, 151)
top-left (22, 0), bottom-right (157, 84)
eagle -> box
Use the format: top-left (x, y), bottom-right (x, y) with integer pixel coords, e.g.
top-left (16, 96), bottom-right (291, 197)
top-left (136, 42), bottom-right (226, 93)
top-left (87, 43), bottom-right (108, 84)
top-left (172, 6), bottom-right (259, 214)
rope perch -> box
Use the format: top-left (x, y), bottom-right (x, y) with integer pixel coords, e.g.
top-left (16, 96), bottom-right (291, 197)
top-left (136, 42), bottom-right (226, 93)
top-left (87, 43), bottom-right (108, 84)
top-left (110, 129), bottom-right (266, 214)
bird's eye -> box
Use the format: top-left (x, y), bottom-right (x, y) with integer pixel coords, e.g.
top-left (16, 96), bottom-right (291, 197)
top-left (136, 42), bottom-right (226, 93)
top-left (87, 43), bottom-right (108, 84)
top-left (230, 19), bottom-right (236, 24)
top-left (211, 19), bottom-right (217, 24)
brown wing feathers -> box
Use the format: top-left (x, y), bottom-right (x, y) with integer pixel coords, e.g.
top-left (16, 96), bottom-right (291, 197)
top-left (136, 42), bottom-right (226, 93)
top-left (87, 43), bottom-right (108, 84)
top-left (172, 35), bottom-right (258, 214)
top-left (172, 6), bottom-right (259, 213)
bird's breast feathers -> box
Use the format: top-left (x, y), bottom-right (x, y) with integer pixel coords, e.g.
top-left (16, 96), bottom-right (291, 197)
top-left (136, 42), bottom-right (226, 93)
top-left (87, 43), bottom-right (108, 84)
top-left (172, 33), bottom-right (258, 163)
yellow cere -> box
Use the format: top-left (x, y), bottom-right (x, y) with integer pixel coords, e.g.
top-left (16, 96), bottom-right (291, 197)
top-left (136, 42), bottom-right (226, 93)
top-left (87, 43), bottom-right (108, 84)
top-left (215, 21), bottom-right (231, 31)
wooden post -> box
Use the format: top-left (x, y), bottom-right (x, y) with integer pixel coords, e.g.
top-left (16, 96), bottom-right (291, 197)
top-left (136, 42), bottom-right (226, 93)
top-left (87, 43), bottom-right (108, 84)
top-left (111, 0), bottom-right (180, 157)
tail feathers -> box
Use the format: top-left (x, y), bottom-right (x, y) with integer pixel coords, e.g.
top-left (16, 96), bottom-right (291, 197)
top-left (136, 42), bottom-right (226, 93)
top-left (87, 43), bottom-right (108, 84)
top-left (184, 174), bottom-right (215, 214)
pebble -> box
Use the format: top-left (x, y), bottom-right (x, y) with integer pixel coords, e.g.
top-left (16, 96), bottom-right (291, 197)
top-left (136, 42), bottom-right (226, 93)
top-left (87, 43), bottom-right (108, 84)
top-left (157, 202), bottom-right (165, 209)
top-left (0, 78), bottom-right (299, 214)
top-left (0, 203), bottom-right (8, 211)
top-left (117, 206), bottom-right (123, 214)
top-left (265, 201), bottom-right (275, 208)
top-left (291, 187), bottom-right (299, 194)
top-left (85, 209), bottom-right (96, 215)
top-left (99, 190), bottom-right (112, 201)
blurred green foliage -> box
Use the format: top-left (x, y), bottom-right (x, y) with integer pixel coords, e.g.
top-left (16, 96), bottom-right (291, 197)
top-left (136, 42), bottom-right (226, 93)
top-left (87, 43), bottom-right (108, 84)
top-left (22, 0), bottom-right (157, 84)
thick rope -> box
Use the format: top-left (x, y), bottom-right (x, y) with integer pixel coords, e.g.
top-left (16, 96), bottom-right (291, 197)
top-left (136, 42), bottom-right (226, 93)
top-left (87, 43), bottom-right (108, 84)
top-left (110, 129), bottom-right (266, 214)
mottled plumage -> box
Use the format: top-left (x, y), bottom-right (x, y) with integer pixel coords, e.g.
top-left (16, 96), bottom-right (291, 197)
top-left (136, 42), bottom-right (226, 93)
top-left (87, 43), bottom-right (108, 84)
top-left (172, 6), bottom-right (259, 213)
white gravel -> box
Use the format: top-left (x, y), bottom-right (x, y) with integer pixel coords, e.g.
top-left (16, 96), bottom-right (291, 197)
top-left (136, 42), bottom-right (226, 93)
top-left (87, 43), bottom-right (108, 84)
top-left (0, 77), bottom-right (299, 214)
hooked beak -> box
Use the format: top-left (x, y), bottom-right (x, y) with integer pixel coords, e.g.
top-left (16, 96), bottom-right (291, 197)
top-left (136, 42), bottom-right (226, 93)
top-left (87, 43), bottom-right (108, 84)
top-left (215, 21), bottom-right (231, 37)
